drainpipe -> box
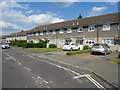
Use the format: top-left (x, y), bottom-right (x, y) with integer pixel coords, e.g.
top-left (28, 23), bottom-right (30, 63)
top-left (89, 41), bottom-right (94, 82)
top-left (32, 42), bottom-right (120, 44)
top-left (96, 25), bottom-right (99, 43)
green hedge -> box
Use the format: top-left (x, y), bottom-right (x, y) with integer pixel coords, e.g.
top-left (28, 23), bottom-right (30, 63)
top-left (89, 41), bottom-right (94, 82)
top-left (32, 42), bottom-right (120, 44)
top-left (66, 50), bottom-right (91, 55)
top-left (49, 44), bottom-right (57, 48)
top-left (83, 45), bottom-right (89, 50)
top-left (10, 40), bottom-right (47, 48)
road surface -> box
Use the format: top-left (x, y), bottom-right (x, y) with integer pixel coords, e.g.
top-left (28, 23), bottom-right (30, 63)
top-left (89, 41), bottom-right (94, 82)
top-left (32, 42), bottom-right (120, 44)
top-left (2, 48), bottom-right (114, 89)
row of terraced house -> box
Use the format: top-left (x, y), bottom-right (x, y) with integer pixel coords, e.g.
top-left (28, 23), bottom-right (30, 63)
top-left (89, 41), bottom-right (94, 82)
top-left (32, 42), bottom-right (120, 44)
top-left (1, 12), bottom-right (120, 51)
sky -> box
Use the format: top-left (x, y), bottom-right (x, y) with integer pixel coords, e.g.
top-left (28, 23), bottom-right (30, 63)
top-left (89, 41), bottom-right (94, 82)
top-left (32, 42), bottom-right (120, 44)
top-left (0, 1), bottom-right (119, 36)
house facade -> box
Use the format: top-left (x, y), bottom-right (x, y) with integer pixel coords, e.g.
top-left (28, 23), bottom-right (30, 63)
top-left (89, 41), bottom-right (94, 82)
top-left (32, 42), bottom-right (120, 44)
top-left (6, 31), bottom-right (28, 42)
top-left (26, 12), bottom-right (120, 51)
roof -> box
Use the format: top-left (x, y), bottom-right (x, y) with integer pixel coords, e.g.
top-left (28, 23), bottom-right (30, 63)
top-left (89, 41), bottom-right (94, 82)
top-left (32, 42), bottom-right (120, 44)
top-left (28, 12), bottom-right (120, 33)
top-left (9, 30), bottom-right (29, 37)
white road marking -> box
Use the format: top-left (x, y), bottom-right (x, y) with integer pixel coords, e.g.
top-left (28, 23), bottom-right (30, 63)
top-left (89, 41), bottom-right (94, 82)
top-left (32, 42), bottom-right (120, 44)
top-left (86, 74), bottom-right (105, 89)
top-left (17, 62), bottom-right (22, 66)
top-left (32, 77), bottom-right (35, 80)
top-left (73, 74), bottom-right (88, 78)
top-left (37, 76), bottom-right (49, 84)
top-left (24, 66), bottom-right (31, 72)
top-left (8, 49), bottom-right (105, 89)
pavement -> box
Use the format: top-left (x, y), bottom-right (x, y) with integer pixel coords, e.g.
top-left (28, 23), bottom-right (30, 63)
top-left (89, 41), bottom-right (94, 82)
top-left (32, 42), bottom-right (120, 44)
top-left (26, 49), bottom-right (119, 87)
top-left (2, 47), bottom-right (120, 89)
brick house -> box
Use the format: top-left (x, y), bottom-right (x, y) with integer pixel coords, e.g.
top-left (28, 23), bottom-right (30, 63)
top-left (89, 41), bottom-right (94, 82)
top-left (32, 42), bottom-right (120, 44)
top-left (26, 12), bottom-right (120, 51)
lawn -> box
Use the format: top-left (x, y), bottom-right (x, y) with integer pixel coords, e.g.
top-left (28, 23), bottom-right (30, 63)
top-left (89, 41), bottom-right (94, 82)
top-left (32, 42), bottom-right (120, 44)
top-left (109, 57), bottom-right (120, 64)
top-left (27, 48), bottom-right (62, 52)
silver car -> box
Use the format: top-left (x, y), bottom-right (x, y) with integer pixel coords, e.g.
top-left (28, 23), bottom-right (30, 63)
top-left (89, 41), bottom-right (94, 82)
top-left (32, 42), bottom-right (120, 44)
top-left (1, 43), bottom-right (10, 49)
top-left (91, 43), bottom-right (111, 55)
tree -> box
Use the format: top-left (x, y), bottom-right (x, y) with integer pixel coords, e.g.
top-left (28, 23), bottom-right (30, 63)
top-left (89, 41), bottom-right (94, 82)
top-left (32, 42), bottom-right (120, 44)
top-left (78, 14), bottom-right (82, 19)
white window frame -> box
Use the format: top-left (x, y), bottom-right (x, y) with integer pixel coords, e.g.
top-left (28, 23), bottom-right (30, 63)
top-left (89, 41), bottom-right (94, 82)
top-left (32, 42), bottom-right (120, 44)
top-left (59, 29), bottom-right (64, 34)
top-left (46, 31), bottom-right (49, 35)
top-left (36, 32), bottom-right (39, 36)
top-left (77, 26), bottom-right (83, 32)
top-left (88, 25), bottom-right (95, 32)
top-left (40, 32), bottom-right (43, 35)
top-left (27, 34), bottom-right (30, 36)
top-left (102, 39), bottom-right (114, 45)
top-left (67, 28), bottom-right (72, 33)
top-left (102, 24), bottom-right (110, 31)
top-left (52, 31), bottom-right (56, 34)
top-left (31, 33), bottom-right (34, 36)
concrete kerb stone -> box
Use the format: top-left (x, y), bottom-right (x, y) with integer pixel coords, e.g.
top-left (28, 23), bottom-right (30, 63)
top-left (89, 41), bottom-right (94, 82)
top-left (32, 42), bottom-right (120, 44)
top-left (32, 53), bottom-right (120, 89)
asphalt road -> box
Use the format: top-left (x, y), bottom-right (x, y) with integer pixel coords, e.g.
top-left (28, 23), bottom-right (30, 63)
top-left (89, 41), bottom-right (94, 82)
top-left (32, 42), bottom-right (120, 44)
top-left (2, 48), bottom-right (114, 89)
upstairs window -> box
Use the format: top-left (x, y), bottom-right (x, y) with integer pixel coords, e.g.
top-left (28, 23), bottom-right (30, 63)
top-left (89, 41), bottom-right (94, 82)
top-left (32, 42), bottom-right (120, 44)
top-left (52, 31), bottom-right (56, 34)
top-left (40, 32), bottom-right (43, 35)
top-left (103, 24), bottom-right (110, 31)
top-left (77, 26), bottom-right (83, 32)
top-left (59, 29), bottom-right (64, 34)
top-left (36, 32), bottom-right (38, 35)
top-left (88, 25), bottom-right (95, 32)
top-left (46, 31), bottom-right (49, 35)
top-left (67, 28), bottom-right (72, 33)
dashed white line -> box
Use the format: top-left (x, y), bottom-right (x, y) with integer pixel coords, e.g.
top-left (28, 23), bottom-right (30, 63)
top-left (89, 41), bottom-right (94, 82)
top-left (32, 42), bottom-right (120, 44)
top-left (17, 62), bottom-right (22, 66)
top-left (37, 76), bottom-right (49, 84)
top-left (24, 66), bottom-right (31, 72)
top-left (32, 77), bottom-right (36, 81)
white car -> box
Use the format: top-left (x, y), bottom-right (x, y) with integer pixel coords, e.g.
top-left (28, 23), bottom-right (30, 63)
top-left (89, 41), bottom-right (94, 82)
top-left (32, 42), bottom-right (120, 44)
top-left (1, 43), bottom-right (10, 49)
top-left (63, 43), bottom-right (80, 51)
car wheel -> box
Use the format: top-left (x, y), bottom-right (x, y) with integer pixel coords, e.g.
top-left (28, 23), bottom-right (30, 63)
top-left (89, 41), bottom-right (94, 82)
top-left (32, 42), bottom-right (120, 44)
top-left (70, 48), bottom-right (73, 51)
top-left (104, 52), bottom-right (107, 55)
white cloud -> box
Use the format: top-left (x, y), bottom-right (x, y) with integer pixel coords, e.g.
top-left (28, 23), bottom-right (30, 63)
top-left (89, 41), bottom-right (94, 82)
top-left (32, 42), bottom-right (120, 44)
top-left (27, 12), bottom-right (64, 25)
top-left (0, 21), bottom-right (23, 30)
top-left (88, 6), bottom-right (107, 17)
top-left (0, 21), bottom-right (23, 35)
top-left (1, 1), bottom-right (64, 35)
top-left (53, 0), bottom-right (79, 7)
top-left (92, 6), bottom-right (107, 12)
top-left (0, 1), bottom-right (28, 10)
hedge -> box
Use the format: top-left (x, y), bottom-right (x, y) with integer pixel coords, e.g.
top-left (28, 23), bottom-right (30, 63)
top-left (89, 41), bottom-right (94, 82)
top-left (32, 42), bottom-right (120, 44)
top-left (49, 44), bottom-right (57, 48)
top-left (66, 50), bottom-right (91, 55)
top-left (83, 45), bottom-right (89, 50)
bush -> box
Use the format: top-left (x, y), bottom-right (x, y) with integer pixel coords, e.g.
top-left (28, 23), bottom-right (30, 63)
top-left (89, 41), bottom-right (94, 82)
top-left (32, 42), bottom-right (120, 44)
top-left (22, 42), bottom-right (35, 48)
top-left (66, 50), bottom-right (91, 55)
top-left (83, 45), bottom-right (89, 50)
top-left (49, 44), bottom-right (57, 48)
top-left (22, 42), bottom-right (28, 48)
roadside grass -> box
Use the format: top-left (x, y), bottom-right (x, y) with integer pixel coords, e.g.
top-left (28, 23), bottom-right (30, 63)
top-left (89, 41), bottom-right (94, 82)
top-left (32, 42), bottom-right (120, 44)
top-left (26, 48), bottom-right (62, 52)
top-left (66, 49), bottom-right (91, 55)
top-left (109, 57), bottom-right (120, 64)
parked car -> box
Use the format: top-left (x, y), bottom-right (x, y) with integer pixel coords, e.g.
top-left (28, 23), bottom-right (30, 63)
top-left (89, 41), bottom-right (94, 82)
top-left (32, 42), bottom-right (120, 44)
top-left (1, 43), bottom-right (10, 49)
top-left (63, 43), bottom-right (80, 51)
top-left (91, 43), bottom-right (111, 55)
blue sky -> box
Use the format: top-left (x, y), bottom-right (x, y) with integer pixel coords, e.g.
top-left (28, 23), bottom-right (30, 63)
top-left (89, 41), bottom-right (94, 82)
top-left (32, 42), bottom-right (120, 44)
top-left (0, 1), bottom-right (119, 35)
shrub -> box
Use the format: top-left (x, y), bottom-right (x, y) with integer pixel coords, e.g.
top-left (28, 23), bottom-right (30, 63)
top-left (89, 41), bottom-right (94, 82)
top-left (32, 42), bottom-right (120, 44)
top-left (22, 42), bottom-right (35, 48)
top-left (83, 45), bottom-right (89, 50)
top-left (49, 44), bottom-right (57, 48)
top-left (39, 41), bottom-right (47, 48)
top-left (66, 50), bottom-right (91, 55)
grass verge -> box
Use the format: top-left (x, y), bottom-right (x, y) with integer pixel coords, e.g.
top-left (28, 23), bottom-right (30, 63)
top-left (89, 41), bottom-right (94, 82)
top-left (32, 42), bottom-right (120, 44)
top-left (109, 58), bottom-right (120, 64)
top-left (66, 49), bottom-right (91, 55)
top-left (26, 48), bottom-right (62, 52)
